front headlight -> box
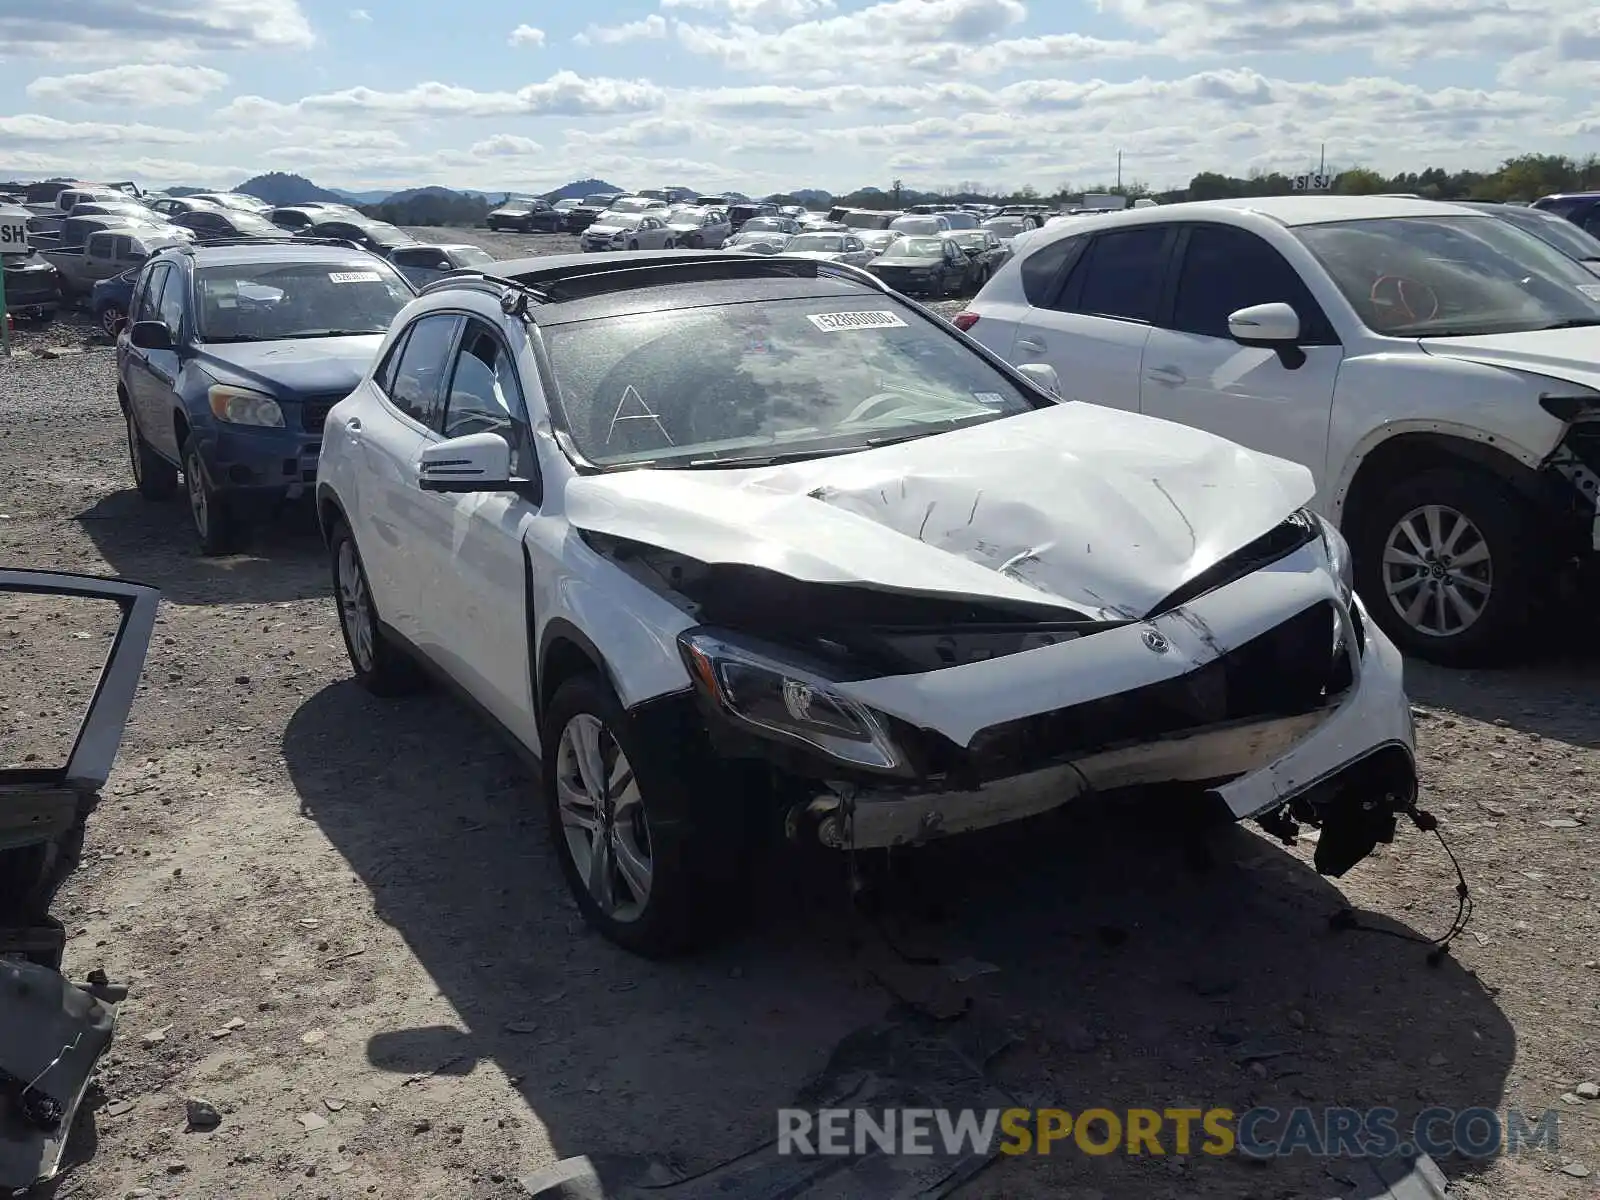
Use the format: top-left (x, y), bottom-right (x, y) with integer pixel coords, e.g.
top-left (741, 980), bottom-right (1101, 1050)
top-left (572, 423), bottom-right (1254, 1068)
top-left (207, 384), bottom-right (285, 428)
top-left (678, 629), bottom-right (902, 771)
top-left (1312, 511), bottom-right (1354, 603)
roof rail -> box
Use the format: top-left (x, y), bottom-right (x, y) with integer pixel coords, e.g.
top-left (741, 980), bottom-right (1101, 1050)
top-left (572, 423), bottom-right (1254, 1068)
top-left (421, 252), bottom-right (892, 308)
top-left (179, 235), bottom-right (368, 252)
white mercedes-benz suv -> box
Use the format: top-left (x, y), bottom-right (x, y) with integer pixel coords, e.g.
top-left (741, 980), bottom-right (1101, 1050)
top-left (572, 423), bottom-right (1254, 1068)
top-left (314, 250), bottom-right (1419, 957)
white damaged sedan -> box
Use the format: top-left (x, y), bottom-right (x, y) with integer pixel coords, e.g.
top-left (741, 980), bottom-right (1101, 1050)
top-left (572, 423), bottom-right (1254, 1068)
top-left (315, 250), bottom-right (1419, 957)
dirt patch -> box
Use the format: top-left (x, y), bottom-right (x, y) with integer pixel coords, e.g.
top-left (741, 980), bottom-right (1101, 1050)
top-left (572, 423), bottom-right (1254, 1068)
top-left (1, 236), bottom-right (1595, 1200)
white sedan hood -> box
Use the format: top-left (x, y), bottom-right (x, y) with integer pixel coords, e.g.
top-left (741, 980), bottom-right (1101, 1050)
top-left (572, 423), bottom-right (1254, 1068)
top-left (1419, 325), bottom-right (1600, 393)
top-left (564, 404), bottom-right (1314, 619)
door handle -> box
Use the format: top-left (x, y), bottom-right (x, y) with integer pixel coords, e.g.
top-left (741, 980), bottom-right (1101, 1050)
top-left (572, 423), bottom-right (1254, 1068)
top-left (1016, 337), bottom-right (1046, 352)
top-left (1146, 366), bottom-right (1186, 386)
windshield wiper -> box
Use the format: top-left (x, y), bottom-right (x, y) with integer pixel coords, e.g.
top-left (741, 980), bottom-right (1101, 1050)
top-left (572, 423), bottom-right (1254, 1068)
top-left (1534, 318), bottom-right (1600, 330)
top-left (200, 335), bottom-right (264, 344)
top-left (278, 328), bottom-right (385, 338)
top-left (685, 446), bottom-right (869, 469)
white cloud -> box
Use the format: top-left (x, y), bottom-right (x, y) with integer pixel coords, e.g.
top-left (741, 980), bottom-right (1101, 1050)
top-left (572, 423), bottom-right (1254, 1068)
top-left (660, 0), bottom-right (837, 21)
top-left (349, 8), bottom-right (372, 21)
top-left (217, 72), bottom-right (666, 124)
top-left (509, 23), bottom-right (546, 47)
top-left (672, 0), bottom-right (1039, 78)
top-left (471, 134), bottom-right (545, 157)
top-left (575, 14), bottom-right (669, 46)
top-left (0, 0), bottom-right (314, 62)
top-left (25, 64), bottom-right (229, 108)
top-left (0, 113), bottom-right (199, 148)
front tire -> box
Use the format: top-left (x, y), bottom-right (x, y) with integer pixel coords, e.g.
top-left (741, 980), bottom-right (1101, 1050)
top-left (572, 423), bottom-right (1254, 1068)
top-left (329, 521), bottom-right (424, 696)
top-left (125, 407), bottom-right (178, 500)
top-left (1352, 466), bottom-right (1542, 665)
top-left (542, 674), bottom-right (710, 958)
top-left (99, 304), bottom-right (125, 338)
top-left (182, 437), bottom-right (238, 555)
top-left (627, 239), bottom-right (639, 250)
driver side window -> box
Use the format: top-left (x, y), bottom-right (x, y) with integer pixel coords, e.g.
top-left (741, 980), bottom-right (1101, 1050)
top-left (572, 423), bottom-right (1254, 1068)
top-left (442, 322), bottom-right (526, 440)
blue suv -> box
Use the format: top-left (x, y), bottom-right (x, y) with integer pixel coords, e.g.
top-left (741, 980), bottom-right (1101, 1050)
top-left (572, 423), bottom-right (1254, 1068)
top-left (117, 241), bottom-right (416, 553)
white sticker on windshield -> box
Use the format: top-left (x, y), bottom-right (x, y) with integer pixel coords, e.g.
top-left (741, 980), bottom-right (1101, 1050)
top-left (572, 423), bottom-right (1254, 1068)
top-left (807, 310), bottom-right (908, 332)
top-left (329, 271), bottom-right (381, 284)
top-left (973, 392), bottom-right (1008, 407)
top-left (1580, 283), bottom-right (1600, 301)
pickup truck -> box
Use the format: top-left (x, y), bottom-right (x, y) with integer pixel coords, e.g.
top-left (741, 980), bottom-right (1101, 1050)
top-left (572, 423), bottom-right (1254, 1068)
top-left (43, 228), bottom-right (182, 299)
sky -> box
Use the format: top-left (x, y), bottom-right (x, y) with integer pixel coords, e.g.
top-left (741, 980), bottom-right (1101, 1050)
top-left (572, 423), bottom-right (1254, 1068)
top-left (1, 0), bottom-right (1597, 197)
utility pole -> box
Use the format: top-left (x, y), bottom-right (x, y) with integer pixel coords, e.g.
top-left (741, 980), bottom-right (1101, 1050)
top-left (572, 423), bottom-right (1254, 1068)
top-left (1116, 151), bottom-right (1123, 191)
top-left (1319, 144), bottom-right (1326, 175)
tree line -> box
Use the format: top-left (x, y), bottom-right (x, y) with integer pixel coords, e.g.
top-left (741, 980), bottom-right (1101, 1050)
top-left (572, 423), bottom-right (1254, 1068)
top-left (767, 153), bottom-right (1600, 211)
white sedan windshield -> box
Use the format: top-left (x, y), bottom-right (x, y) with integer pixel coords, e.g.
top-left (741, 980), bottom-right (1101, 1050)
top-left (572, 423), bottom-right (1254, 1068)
top-left (541, 297), bottom-right (1037, 468)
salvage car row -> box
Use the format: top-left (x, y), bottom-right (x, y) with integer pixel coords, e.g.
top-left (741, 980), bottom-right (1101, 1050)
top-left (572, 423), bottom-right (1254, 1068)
top-left (14, 186), bottom-right (1599, 962)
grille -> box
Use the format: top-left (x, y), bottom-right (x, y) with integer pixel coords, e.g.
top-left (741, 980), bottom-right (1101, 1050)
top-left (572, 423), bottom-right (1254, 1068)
top-left (298, 394), bottom-right (344, 432)
top-left (965, 601), bottom-right (1349, 779)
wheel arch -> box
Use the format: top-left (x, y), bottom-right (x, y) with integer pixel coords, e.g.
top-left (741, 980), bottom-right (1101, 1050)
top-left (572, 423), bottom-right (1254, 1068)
top-left (315, 483), bottom-right (348, 547)
top-left (535, 617), bottom-right (620, 730)
top-left (1335, 429), bottom-right (1554, 541)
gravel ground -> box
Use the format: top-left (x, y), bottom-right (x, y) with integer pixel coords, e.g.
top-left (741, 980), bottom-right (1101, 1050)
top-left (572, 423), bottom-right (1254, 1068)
top-left (1, 228), bottom-right (1597, 1200)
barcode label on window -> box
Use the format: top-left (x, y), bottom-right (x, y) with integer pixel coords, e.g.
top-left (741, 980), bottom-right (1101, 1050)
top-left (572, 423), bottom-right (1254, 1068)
top-left (329, 271), bottom-right (381, 284)
top-left (807, 310), bottom-right (908, 332)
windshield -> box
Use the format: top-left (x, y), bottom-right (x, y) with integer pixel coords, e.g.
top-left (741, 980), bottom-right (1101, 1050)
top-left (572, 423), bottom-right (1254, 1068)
top-left (609, 198), bottom-right (658, 213)
top-left (541, 296), bottom-right (1038, 468)
top-left (785, 234), bottom-right (844, 253)
top-left (983, 219), bottom-right (1025, 236)
top-left (555, 199), bottom-right (580, 210)
top-left (1492, 207), bottom-right (1600, 262)
top-left (194, 261), bottom-right (412, 342)
top-left (892, 238), bottom-right (945, 258)
top-left (449, 247), bottom-right (496, 267)
top-left (951, 232), bottom-right (986, 249)
top-left (497, 201), bottom-right (533, 212)
top-left (585, 194), bottom-right (618, 207)
top-left (890, 217), bottom-right (941, 234)
top-left (1295, 215), bottom-right (1600, 337)
top-left (225, 215), bottom-right (283, 237)
top-left (842, 211), bottom-right (894, 229)
top-left (594, 212), bottom-right (644, 229)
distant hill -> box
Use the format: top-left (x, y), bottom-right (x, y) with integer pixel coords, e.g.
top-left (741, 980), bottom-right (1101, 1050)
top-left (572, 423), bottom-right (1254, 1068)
top-left (330, 187), bottom-right (393, 204)
top-left (790, 188), bottom-right (833, 206)
top-left (361, 186), bottom-right (490, 228)
top-left (237, 172), bottom-right (345, 206)
top-left (541, 178), bottom-right (625, 202)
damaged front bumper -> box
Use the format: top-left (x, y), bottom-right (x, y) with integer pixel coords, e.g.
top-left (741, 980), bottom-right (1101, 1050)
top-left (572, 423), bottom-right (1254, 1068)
top-left (677, 540), bottom-right (1416, 875)
top-left (804, 597), bottom-right (1415, 869)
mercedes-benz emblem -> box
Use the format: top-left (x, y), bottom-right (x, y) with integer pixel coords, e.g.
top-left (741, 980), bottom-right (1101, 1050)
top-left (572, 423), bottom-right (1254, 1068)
top-left (1141, 628), bottom-right (1170, 654)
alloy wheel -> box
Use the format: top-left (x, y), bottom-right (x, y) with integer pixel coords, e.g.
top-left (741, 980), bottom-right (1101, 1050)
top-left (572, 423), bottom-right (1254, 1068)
top-left (185, 454), bottom-right (208, 539)
top-left (1381, 503), bottom-right (1493, 638)
top-left (101, 305), bottom-right (124, 338)
top-left (555, 713), bottom-right (652, 923)
top-left (126, 414), bottom-right (143, 484)
top-left (336, 540), bottom-right (375, 672)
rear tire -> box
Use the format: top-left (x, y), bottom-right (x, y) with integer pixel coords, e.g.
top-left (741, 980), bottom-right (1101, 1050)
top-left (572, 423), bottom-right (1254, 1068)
top-left (1352, 466), bottom-right (1543, 666)
top-left (329, 520), bottom-right (425, 696)
top-left (125, 406), bottom-right (178, 500)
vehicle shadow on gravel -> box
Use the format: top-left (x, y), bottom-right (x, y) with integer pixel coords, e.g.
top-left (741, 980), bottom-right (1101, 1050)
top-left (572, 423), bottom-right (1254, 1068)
top-left (284, 680), bottom-right (1516, 1199)
top-left (1407, 650), bottom-right (1600, 748)
top-left (74, 489), bottom-right (328, 606)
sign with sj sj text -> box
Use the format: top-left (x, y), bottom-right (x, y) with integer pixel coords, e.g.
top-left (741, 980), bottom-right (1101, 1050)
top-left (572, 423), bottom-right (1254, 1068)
top-left (1291, 174), bottom-right (1335, 192)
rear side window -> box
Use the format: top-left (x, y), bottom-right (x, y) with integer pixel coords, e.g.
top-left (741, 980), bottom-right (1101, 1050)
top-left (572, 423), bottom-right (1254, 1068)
top-left (1019, 235), bottom-right (1087, 307)
top-left (155, 266), bottom-right (187, 332)
top-left (133, 264), bottom-right (167, 322)
top-left (1170, 224), bottom-right (1334, 343)
top-left (1068, 228), bottom-right (1170, 322)
top-left (387, 314), bottom-right (462, 428)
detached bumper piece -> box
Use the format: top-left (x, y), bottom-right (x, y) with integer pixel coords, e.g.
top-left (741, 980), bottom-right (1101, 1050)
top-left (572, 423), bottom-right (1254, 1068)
top-left (0, 961), bottom-right (124, 1190)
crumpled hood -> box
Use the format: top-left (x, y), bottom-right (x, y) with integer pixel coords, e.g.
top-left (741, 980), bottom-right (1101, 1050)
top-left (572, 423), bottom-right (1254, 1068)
top-left (1419, 326), bottom-right (1600, 393)
top-left (198, 335), bottom-right (383, 398)
top-left (564, 403), bottom-right (1314, 618)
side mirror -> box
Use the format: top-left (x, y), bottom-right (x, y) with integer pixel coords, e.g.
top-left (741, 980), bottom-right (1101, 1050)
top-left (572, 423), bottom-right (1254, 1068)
top-left (1016, 362), bottom-right (1062, 397)
top-left (417, 432), bottom-right (512, 493)
top-left (1228, 302), bottom-right (1300, 345)
top-left (128, 320), bottom-right (173, 351)
top-left (1227, 302), bottom-right (1307, 369)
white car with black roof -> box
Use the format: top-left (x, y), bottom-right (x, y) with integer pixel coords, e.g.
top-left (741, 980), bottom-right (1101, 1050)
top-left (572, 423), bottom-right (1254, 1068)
top-left (313, 249), bottom-right (1421, 957)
